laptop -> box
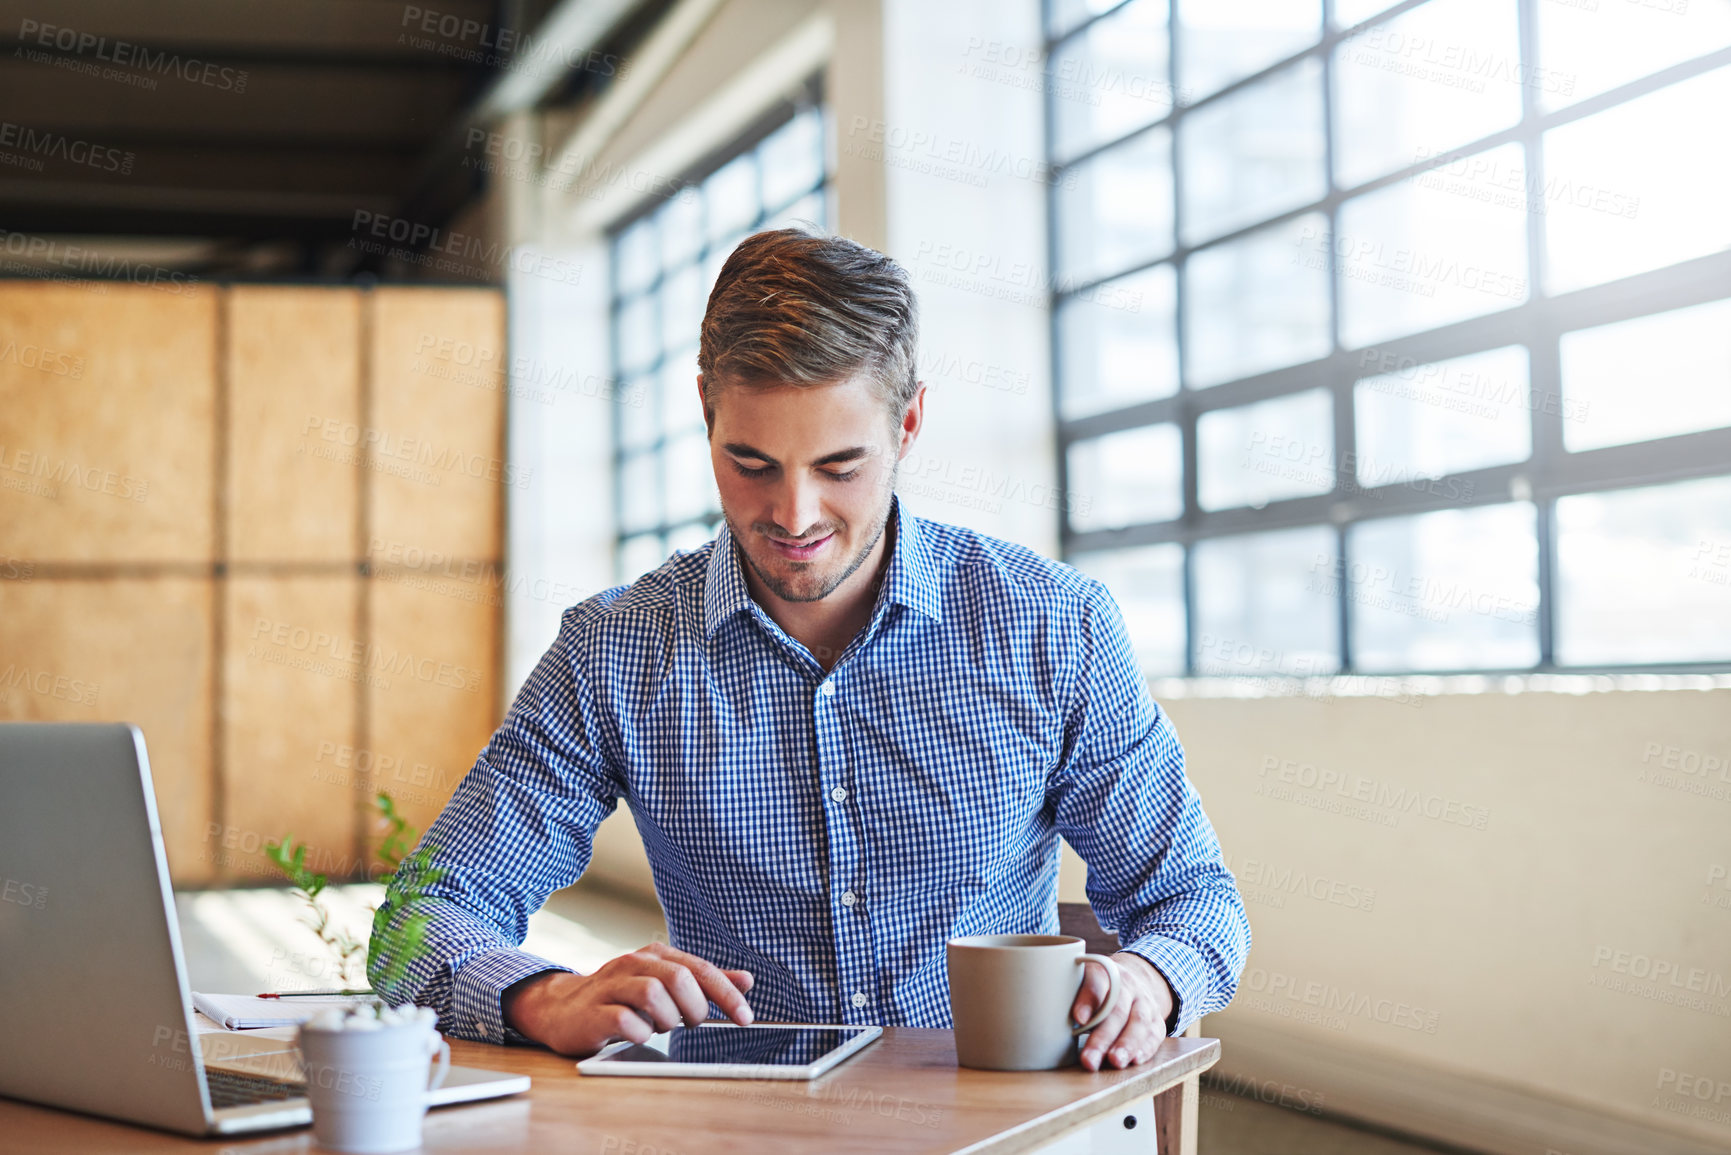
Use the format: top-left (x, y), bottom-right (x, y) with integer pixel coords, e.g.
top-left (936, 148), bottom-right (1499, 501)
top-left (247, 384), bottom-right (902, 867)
top-left (0, 722), bottom-right (529, 1136)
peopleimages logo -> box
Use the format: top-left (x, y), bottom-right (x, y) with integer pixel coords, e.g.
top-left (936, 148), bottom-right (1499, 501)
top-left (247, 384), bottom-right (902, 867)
top-left (1257, 755), bottom-right (1492, 831)
top-left (16, 18), bottom-right (249, 92)
top-left (1241, 967), bottom-right (1441, 1034)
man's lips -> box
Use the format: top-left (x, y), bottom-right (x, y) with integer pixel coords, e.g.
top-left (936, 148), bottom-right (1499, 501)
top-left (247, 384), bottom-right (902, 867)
top-left (764, 532), bottom-right (833, 561)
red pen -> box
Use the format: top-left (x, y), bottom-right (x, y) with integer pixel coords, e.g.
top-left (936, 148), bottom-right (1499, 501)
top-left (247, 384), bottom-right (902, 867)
top-left (256, 989), bottom-right (374, 999)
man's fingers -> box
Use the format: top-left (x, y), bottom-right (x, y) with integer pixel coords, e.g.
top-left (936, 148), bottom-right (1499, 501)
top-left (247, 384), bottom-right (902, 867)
top-left (724, 968), bottom-right (755, 992)
top-left (1078, 992), bottom-right (1134, 1072)
top-left (1071, 965), bottom-right (1113, 1025)
top-left (1104, 1008), bottom-right (1160, 1069)
top-left (683, 958), bottom-right (755, 1024)
top-left (605, 1003), bottom-right (656, 1046)
top-left (638, 958), bottom-right (713, 1027)
top-left (621, 975), bottom-right (686, 1032)
top-left (638, 947), bottom-right (755, 1025)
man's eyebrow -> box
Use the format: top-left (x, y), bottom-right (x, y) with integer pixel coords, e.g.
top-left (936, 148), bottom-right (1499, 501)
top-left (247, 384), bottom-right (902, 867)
top-left (720, 443), bottom-right (876, 468)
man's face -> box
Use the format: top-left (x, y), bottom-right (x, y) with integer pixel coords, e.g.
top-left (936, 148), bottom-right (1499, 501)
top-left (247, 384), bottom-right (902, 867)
top-left (703, 373), bottom-right (920, 605)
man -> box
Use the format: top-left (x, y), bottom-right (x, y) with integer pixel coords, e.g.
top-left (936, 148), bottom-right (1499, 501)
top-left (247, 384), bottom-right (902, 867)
top-left (373, 228), bottom-right (1249, 1074)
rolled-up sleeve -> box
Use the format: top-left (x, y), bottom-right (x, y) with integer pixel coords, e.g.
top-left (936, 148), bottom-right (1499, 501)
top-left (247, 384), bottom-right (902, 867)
top-left (369, 608), bottom-right (621, 1044)
top-left (1049, 584), bottom-right (1251, 1035)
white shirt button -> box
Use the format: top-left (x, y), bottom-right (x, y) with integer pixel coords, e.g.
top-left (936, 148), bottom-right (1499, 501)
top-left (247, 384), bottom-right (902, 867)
top-left (818, 681), bottom-right (835, 697)
top-left (841, 890), bottom-right (856, 907)
top-left (830, 786), bottom-right (848, 803)
top-left (851, 992), bottom-right (868, 1008)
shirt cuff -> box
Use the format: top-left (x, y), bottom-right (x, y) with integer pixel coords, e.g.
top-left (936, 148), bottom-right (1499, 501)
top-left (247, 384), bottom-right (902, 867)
top-left (1118, 934), bottom-right (1211, 1036)
top-left (449, 947), bottom-right (574, 1045)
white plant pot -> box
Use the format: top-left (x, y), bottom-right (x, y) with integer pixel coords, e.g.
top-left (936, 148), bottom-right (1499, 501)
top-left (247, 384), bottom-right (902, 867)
top-left (297, 1016), bottom-right (450, 1154)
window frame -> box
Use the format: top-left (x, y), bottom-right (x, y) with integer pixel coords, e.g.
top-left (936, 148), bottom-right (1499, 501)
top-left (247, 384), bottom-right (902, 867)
top-left (1045, 0), bottom-right (1731, 675)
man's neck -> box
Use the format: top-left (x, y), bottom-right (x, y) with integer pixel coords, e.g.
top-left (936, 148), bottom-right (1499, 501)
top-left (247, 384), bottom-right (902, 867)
top-left (742, 518), bottom-right (896, 672)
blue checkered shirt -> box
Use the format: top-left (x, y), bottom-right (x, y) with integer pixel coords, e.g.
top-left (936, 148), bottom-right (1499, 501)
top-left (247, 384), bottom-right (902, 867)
top-left (372, 496), bottom-right (1250, 1044)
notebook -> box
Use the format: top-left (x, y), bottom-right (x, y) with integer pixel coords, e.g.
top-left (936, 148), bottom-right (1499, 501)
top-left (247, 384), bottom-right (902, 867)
top-left (190, 992), bottom-right (373, 1031)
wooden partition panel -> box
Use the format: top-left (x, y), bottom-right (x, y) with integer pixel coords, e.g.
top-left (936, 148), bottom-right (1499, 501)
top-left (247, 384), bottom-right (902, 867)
top-left (363, 287), bottom-right (507, 846)
top-left (368, 287), bottom-right (507, 558)
top-left (227, 287), bottom-right (363, 562)
top-left (0, 281), bottom-right (505, 887)
top-left (222, 574), bottom-right (364, 882)
top-left (368, 578), bottom-right (499, 843)
top-left (0, 576), bottom-right (215, 882)
top-left (0, 283), bottom-right (217, 562)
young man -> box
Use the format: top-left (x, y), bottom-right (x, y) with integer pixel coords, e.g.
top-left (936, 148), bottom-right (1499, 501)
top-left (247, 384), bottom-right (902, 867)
top-left (373, 228), bottom-right (1249, 1073)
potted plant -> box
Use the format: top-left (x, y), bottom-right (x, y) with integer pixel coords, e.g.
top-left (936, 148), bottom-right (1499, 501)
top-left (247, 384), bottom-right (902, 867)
top-left (266, 793), bottom-right (450, 1154)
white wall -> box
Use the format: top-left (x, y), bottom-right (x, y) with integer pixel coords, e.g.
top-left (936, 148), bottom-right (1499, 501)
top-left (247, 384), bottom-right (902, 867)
top-left (1161, 677), bottom-right (1731, 1154)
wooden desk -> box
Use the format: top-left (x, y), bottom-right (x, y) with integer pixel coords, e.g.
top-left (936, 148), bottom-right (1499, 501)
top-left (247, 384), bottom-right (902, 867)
top-left (0, 1029), bottom-right (1218, 1155)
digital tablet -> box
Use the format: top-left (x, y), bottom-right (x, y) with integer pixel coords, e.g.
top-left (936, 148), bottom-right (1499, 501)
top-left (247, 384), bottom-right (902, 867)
top-left (575, 1023), bottom-right (882, 1080)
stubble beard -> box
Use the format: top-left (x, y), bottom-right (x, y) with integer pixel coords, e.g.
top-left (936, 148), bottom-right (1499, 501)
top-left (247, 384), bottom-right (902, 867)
top-left (728, 461), bottom-right (898, 604)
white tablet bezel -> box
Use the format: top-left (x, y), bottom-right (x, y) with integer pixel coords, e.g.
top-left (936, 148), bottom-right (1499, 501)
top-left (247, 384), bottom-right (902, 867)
top-left (575, 1023), bottom-right (883, 1080)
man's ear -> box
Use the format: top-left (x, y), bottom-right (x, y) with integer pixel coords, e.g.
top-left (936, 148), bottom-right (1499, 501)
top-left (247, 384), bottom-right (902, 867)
top-left (897, 382), bottom-right (927, 460)
top-left (696, 372), bottom-right (712, 435)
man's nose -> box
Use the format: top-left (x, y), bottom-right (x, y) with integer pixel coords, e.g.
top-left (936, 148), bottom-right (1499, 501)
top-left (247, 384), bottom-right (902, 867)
top-left (769, 473), bottom-right (824, 539)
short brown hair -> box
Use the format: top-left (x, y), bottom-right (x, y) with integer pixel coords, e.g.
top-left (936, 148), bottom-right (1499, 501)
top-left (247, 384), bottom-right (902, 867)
top-left (698, 227), bottom-right (920, 419)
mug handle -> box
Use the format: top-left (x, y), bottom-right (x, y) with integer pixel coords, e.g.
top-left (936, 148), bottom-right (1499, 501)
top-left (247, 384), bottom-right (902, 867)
top-left (426, 1036), bottom-right (451, 1095)
top-left (1070, 954), bottom-right (1121, 1036)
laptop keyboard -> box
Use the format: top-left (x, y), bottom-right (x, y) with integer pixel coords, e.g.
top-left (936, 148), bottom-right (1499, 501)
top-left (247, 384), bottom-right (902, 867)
top-left (205, 1067), bottom-right (307, 1110)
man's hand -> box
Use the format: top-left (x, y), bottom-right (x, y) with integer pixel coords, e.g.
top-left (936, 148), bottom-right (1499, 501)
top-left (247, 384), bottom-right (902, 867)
top-left (502, 941), bottom-right (756, 1057)
top-left (1071, 951), bottom-right (1175, 1072)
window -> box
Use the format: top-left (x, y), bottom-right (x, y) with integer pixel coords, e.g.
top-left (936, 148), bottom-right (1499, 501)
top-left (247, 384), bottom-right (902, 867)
top-left (610, 84), bottom-right (829, 582)
top-left (1048, 0), bottom-right (1731, 675)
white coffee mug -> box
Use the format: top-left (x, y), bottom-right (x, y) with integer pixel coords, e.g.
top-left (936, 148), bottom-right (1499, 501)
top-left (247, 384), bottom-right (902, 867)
top-left (947, 933), bottom-right (1122, 1070)
top-left (297, 1019), bottom-right (450, 1155)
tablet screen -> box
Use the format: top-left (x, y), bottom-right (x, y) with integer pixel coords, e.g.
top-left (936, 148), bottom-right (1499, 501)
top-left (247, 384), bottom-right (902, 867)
top-left (602, 1026), bottom-right (873, 1066)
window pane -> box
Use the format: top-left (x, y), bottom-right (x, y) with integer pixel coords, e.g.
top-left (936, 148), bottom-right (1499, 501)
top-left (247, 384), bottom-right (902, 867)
top-left (1198, 388), bottom-right (1334, 511)
top-left (1348, 504), bottom-right (1539, 672)
top-left (1179, 57), bottom-right (1326, 245)
top-left (705, 154), bottom-right (759, 242)
top-left (764, 189), bottom-right (826, 232)
top-left (703, 239), bottom-right (736, 299)
top-left (1178, 0), bottom-right (1320, 102)
top-left (619, 533), bottom-right (666, 582)
top-left (1561, 299), bottom-right (1731, 453)
top-left (1050, 0), bottom-right (1174, 161)
top-left (1057, 264), bottom-right (1178, 418)
top-left (760, 107), bottom-right (825, 209)
top-left (1543, 66), bottom-right (1731, 295)
top-left (620, 375), bottom-right (659, 450)
top-left (1556, 476), bottom-right (1731, 665)
top-left (1072, 544), bottom-right (1187, 675)
top-left (664, 431), bottom-right (715, 525)
top-left (1193, 526), bottom-right (1340, 675)
top-left (1049, 0), bottom-right (1127, 40)
top-left (620, 452), bottom-right (660, 533)
top-left (1335, 142), bottom-right (1528, 348)
top-left (1332, 0), bottom-right (1523, 189)
top-left (661, 262), bottom-right (704, 351)
top-left (658, 189), bottom-right (703, 268)
top-left (1333, 0), bottom-right (1398, 28)
top-left (666, 520), bottom-right (715, 555)
top-left (659, 356), bottom-right (703, 440)
top-left (1537, 0), bottom-right (1731, 111)
top-left (616, 293), bottom-right (659, 375)
top-left (1186, 214), bottom-right (1331, 388)
top-left (1354, 345), bottom-right (1532, 483)
top-left (1057, 127), bottom-right (1174, 285)
top-left (1067, 424), bottom-right (1183, 532)
top-left (615, 218), bottom-right (658, 296)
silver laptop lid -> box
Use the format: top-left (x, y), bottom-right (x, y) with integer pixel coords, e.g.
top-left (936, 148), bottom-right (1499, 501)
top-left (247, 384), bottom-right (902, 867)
top-left (0, 722), bottom-right (213, 1134)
